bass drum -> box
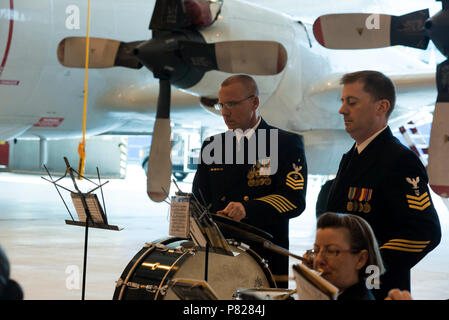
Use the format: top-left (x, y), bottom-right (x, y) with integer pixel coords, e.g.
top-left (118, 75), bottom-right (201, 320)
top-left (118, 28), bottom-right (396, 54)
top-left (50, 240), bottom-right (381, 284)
top-left (113, 237), bottom-right (276, 300)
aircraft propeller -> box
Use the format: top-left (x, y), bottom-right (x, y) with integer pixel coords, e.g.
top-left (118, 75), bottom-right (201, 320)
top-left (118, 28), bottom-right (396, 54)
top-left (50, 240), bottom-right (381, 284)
top-left (57, 0), bottom-right (287, 202)
top-left (312, 0), bottom-right (449, 198)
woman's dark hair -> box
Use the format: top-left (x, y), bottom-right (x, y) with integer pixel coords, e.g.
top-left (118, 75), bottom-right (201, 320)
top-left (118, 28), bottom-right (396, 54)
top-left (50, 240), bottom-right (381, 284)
top-left (317, 212), bottom-right (385, 280)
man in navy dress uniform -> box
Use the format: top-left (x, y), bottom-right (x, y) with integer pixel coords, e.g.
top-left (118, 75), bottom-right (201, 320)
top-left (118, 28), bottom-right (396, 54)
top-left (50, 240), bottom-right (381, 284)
top-left (192, 74), bottom-right (307, 288)
top-left (327, 70), bottom-right (441, 299)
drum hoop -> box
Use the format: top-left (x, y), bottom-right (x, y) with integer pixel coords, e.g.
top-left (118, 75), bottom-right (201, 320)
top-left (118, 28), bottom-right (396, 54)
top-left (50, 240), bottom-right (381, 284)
top-left (153, 250), bottom-right (191, 300)
top-left (117, 245), bottom-right (157, 300)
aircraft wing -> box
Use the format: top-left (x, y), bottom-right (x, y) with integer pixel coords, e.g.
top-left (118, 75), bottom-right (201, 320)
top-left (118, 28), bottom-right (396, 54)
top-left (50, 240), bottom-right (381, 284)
top-left (96, 85), bottom-right (224, 135)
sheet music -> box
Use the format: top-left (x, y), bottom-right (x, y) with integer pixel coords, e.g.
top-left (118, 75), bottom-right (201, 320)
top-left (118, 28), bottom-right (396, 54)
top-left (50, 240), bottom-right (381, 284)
top-left (169, 196), bottom-right (190, 238)
top-left (70, 193), bottom-right (105, 224)
top-left (293, 263), bottom-right (339, 300)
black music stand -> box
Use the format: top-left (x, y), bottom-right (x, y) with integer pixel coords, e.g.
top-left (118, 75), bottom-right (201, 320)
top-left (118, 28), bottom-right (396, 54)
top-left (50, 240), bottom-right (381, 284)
top-left (42, 157), bottom-right (121, 300)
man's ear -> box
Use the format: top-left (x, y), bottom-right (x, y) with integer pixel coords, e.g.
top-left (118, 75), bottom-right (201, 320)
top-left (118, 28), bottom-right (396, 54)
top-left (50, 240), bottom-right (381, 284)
top-left (252, 95), bottom-right (260, 111)
top-left (376, 99), bottom-right (390, 116)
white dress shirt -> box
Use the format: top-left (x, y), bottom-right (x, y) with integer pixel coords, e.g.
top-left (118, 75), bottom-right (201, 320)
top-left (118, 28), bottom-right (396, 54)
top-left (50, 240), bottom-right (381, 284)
top-left (356, 126), bottom-right (388, 154)
top-left (234, 116), bottom-right (261, 151)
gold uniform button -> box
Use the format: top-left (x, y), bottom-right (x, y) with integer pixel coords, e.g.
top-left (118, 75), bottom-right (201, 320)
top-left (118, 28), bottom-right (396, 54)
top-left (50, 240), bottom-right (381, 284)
top-left (243, 196), bottom-right (249, 201)
top-left (220, 196), bottom-right (226, 201)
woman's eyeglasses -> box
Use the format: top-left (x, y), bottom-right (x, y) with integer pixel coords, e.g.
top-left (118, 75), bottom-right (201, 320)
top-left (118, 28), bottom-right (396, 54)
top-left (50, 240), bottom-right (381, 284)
top-left (306, 247), bottom-right (360, 260)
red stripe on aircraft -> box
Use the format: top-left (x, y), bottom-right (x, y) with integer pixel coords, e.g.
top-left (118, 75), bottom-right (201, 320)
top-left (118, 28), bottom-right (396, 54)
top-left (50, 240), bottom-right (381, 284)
top-left (0, 79), bottom-right (19, 85)
top-left (33, 117), bottom-right (64, 127)
top-left (0, 0), bottom-right (19, 85)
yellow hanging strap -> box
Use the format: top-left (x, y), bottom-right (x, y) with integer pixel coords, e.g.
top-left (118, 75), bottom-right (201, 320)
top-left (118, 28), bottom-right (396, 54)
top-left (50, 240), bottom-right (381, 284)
top-left (78, 0), bottom-right (91, 179)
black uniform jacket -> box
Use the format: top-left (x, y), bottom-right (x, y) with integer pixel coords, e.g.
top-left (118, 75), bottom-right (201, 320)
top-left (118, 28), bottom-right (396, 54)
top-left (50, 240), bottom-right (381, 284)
top-left (327, 127), bottom-right (441, 286)
top-left (192, 118), bottom-right (307, 252)
top-left (337, 281), bottom-right (375, 300)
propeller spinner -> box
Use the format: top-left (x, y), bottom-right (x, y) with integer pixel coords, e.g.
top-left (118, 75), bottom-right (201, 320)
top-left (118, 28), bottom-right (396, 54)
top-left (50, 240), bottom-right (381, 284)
top-left (57, 0), bottom-right (288, 202)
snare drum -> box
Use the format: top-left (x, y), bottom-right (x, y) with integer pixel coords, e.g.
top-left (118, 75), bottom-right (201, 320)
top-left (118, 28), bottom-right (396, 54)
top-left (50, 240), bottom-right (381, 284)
top-left (113, 237), bottom-right (276, 300)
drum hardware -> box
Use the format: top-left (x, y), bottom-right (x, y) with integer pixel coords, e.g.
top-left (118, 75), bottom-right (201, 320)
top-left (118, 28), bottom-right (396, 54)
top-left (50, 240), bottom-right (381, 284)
top-left (124, 282), bottom-right (140, 290)
top-left (155, 243), bottom-right (167, 250)
top-left (146, 241), bottom-right (192, 256)
top-left (236, 242), bottom-right (250, 252)
top-left (115, 278), bottom-right (124, 288)
top-left (115, 279), bottom-right (168, 296)
top-left (142, 262), bottom-right (162, 271)
top-left (147, 285), bottom-right (168, 295)
top-left (261, 258), bottom-right (270, 270)
top-left (224, 239), bottom-right (248, 256)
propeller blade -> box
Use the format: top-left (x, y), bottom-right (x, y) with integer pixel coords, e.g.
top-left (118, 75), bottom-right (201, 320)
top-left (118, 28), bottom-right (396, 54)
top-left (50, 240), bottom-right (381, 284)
top-left (179, 40), bottom-right (287, 75)
top-left (313, 9), bottom-right (429, 50)
top-left (149, 0), bottom-right (190, 31)
top-left (427, 59), bottom-right (449, 198)
top-left (147, 79), bottom-right (172, 202)
top-left (57, 37), bottom-right (142, 69)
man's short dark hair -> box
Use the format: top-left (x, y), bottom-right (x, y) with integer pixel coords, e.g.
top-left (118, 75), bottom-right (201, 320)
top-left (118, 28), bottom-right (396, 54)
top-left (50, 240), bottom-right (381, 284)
top-left (340, 70), bottom-right (396, 118)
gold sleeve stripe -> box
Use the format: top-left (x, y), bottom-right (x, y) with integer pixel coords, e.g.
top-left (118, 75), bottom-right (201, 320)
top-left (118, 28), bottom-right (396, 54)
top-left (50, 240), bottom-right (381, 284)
top-left (388, 239), bottom-right (430, 245)
top-left (407, 197), bottom-right (430, 206)
top-left (257, 196), bottom-right (289, 212)
top-left (380, 239), bottom-right (430, 252)
top-left (381, 242), bottom-right (427, 249)
top-left (379, 245), bottom-right (423, 253)
top-left (257, 198), bottom-right (287, 213)
top-left (256, 194), bottom-right (297, 213)
top-left (406, 192), bottom-right (429, 201)
top-left (270, 194), bottom-right (297, 210)
top-left (408, 202), bottom-right (431, 211)
top-left (265, 197), bottom-right (290, 212)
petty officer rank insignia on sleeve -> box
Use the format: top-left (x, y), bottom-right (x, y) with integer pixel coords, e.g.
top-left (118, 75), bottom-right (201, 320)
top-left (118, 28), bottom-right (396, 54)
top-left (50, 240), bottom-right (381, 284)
top-left (286, 161), bottom-right (304, 190)
top-left (347, 187), bottom-right (373, 213)
top-left (406, 176), bottom-right (431, 211)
